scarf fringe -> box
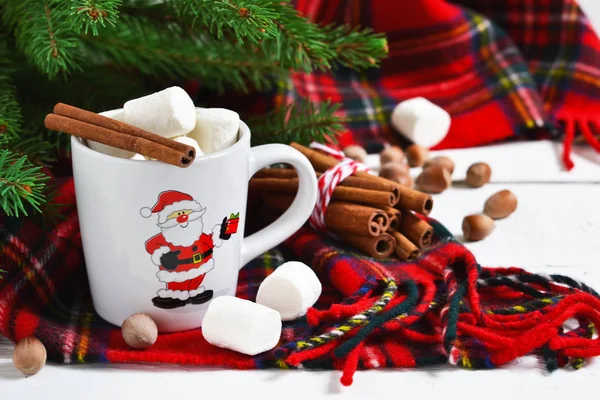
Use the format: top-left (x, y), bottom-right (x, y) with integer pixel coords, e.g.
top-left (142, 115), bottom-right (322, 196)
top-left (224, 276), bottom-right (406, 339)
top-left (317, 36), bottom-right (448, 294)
top-left (276, 245), bottom-right (600, 387)
top-left (558, 112), bottom-right (600, 170)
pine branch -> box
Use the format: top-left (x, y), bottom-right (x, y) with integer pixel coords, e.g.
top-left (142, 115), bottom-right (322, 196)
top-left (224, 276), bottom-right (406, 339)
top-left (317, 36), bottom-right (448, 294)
top-left (171, 0), bottom-right (280, 44)
top-left (4, 128), bottom-right (56, 167)
top-left (80, 15), bottom-right (287, 92)
top-left (324, 25), bottom-right (388, 69)
top-left (249, 100), bottom-right (345, 146)
top-left (2, 0), bottom-right (84, 78)
top-left (0, 149), bottom-right (49, 217)
top-left (0, 76), bottom-right (22, 141)
top-left (175, 0), bottom-right (388, 72)
top-left (51, 0), bottom-right (122, 36)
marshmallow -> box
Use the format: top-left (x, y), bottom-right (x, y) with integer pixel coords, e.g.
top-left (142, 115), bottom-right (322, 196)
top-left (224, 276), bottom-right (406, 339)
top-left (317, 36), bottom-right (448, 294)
top-left (123, 86), bottom-right (196, 138)
top-left (187, 108), bottom-right (240, 154)
top-left (390, 97), bottom-right (451, 148)
top-left (174, 135), bottom-right (204, 157)
top-left (87, 110), bottom-right (135, 159)
top-left (256, 261), bottom-right (322, 321)
top-left (130, 153), bottom-right (147, 161)
top-left (202, 296), bottom-right (281, 356)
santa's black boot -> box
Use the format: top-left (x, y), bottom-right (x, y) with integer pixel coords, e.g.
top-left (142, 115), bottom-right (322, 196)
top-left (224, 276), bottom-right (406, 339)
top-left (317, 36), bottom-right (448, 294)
top-left (189, 290), bottom-right (214, 305)
top-left (152, 296), bottom-right (186, 309)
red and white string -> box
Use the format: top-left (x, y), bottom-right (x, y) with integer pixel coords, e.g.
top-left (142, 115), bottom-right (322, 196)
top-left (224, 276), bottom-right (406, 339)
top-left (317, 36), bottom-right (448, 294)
top-left (308, 142), bottom-right (369, 232)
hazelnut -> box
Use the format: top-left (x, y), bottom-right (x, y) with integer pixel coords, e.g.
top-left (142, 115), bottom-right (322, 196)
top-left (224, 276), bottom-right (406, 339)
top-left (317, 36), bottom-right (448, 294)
top-left (424, 156), bottom-right (455, 174)
top-left (406, 144), bottom-right (429, 167)
top-left (13, 337), bottom-right (46, 376)
top-left (416, 165), bottom-right (451, 193)
top-left (466, 163), bottom-right (492, 188)
top-left (462, 214), bottom-right (495, 241)
top-left (484, 190), bottom-right (518, 219)
top-left (121, 313), bottom-right (158, 349)
top-left (380, 146), bottom-right (405, 165)
top-left (343, 145), bottom-right (368, 163)
top-left (379, 162), bottom-right (412, 187)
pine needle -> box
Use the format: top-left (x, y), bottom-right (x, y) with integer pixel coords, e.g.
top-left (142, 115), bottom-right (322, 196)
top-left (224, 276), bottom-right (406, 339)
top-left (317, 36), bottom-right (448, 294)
top-left (0, 149), bottom-right (49, 217)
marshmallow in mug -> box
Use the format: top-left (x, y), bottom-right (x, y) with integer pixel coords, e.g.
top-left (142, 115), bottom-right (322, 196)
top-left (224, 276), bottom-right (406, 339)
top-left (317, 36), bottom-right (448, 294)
top-left (123, 86), bottom-right (197, 138)
top-left (390, 97), bottom-right (451, 148)
top-left (187, 108), bottom-right (240, 155)
top-left (256, 261), bottom-right (322, 321)
top-left (174, 135), bottom-right (203, 156)
top-left (201, 296), bottom-right (282, 356)
top-left (87, 109), bottom-right (135, 159)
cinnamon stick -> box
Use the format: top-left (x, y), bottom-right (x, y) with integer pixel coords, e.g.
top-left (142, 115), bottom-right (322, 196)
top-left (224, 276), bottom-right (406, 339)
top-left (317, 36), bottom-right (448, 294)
top-left (384, 207), bottom-right (401, 232)
top-left (54, 103), bottom-right (195, 158)
top-left (290, 143), bottom-right (433, 214)
top-left (254, 168), bottom-right (400, 204)
top-left (392, 231), bottom-right (421, 261)
top-left (263, 192), bottom-right (389, 237)
top-left (45, 113), bottom-right (194, 168)
top-left (251, 177), bottom-right (396, 208)
top-left (337, 232), bottom-right (396, 259)
top-left (395, 189), bottom-right (434, 216)
top-left (399, 210), bottom-right (434, 248)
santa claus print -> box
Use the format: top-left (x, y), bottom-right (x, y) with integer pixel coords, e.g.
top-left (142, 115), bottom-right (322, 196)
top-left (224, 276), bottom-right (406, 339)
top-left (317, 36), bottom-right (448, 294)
top-left (140, 190), bottom-right (239, 309)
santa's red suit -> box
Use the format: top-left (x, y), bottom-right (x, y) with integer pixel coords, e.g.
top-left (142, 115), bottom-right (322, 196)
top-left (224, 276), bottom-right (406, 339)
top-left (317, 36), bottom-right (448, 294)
top-left (140, 190), bottom-right (224, 302)
top-left (145, 232), bottom-right (215, 300)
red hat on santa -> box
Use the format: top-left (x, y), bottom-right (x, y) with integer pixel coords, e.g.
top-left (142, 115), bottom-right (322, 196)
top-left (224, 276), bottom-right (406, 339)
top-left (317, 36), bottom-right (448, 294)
top-left (140, 190), bottom-right (204, 223)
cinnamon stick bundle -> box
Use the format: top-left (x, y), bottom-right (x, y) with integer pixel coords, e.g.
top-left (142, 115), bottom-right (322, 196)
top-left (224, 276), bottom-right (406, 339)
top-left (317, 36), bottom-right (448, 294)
top-left (392, 232), bottom-right (421, 261)
top-left (399, 210), bottom-right (434, 248)
top-left (384, 207), bottom-right (401, 232)
top-left (254, 168), bottom-right (401, 204)
top-left (250, 177), bottom-right (396, 208)
top-left (45, 104), bottom-right (195, 168)
top-left (337, 232), bottom-right (396, 259)
top-left (263, 192), bottom-right (389, 237)
top-left (290, 142), bottom-right (433, 215)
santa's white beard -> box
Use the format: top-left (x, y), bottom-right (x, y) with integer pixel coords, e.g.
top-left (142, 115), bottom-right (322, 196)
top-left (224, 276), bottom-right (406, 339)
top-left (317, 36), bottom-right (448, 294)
top-left (161, 217), bottom-right (204, 247)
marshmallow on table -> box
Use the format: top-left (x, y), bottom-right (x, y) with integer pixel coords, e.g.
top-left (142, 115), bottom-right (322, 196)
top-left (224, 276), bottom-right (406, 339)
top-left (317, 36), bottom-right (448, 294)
top-left (187, 108), bottom-right (240, 155)
top-left (87, 109), bottom-right (135, 159)
top-left (123, 86), bottom-right (196, 138)
top-left (202, 296), bottom-right (281, 356)
top-left (390, 97), bottom-right (451, 148)
top-left (256, 261), bottom-right (322, 321)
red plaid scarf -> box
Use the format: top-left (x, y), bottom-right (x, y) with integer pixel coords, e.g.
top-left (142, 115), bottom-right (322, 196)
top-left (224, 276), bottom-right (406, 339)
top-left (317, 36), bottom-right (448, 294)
top-left (3, 0), bottom-right (600, 387)
top-left (284, 0), bottom-right (600, 168)
top-left (2, 180), bottom-right (600, 386)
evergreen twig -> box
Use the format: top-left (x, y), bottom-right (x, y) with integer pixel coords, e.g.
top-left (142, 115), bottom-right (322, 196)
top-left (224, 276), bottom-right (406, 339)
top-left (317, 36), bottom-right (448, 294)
top-left (0, 77), bottom-right (22, 141)
top-left (170, 0), bottom-right (387, 72)
top-left (0, 149), bottom-right (49, 217)
top-left (249, 100), bottom-right (345, 146)
top-left (324, 25), bottom-right (388, 69)
top-left (51, 0), bottom-right (122, 36)
top-left (172, 0), bottom-right (280, 44)
top-left (2, 0), bottom-right (83, 78)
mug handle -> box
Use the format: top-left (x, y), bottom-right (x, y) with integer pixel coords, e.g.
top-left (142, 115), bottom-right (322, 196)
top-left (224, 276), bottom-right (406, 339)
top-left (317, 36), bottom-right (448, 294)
top-left (240, 144), bottom-right (318, 267)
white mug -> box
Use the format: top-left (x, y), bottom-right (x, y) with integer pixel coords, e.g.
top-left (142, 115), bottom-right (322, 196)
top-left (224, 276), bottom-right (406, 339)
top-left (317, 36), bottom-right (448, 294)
top-left (71, 109), bottom-right (318, 332)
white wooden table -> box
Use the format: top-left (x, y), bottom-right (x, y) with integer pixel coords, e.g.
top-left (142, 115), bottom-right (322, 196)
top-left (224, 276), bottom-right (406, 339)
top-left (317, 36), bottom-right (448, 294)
top-left (1, 140), bottom-right (599, 400)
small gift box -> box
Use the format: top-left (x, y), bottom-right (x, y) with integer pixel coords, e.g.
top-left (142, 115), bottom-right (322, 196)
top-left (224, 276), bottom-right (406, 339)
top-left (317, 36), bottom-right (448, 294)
top-left (225, 212), bottom-right (240, 234)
